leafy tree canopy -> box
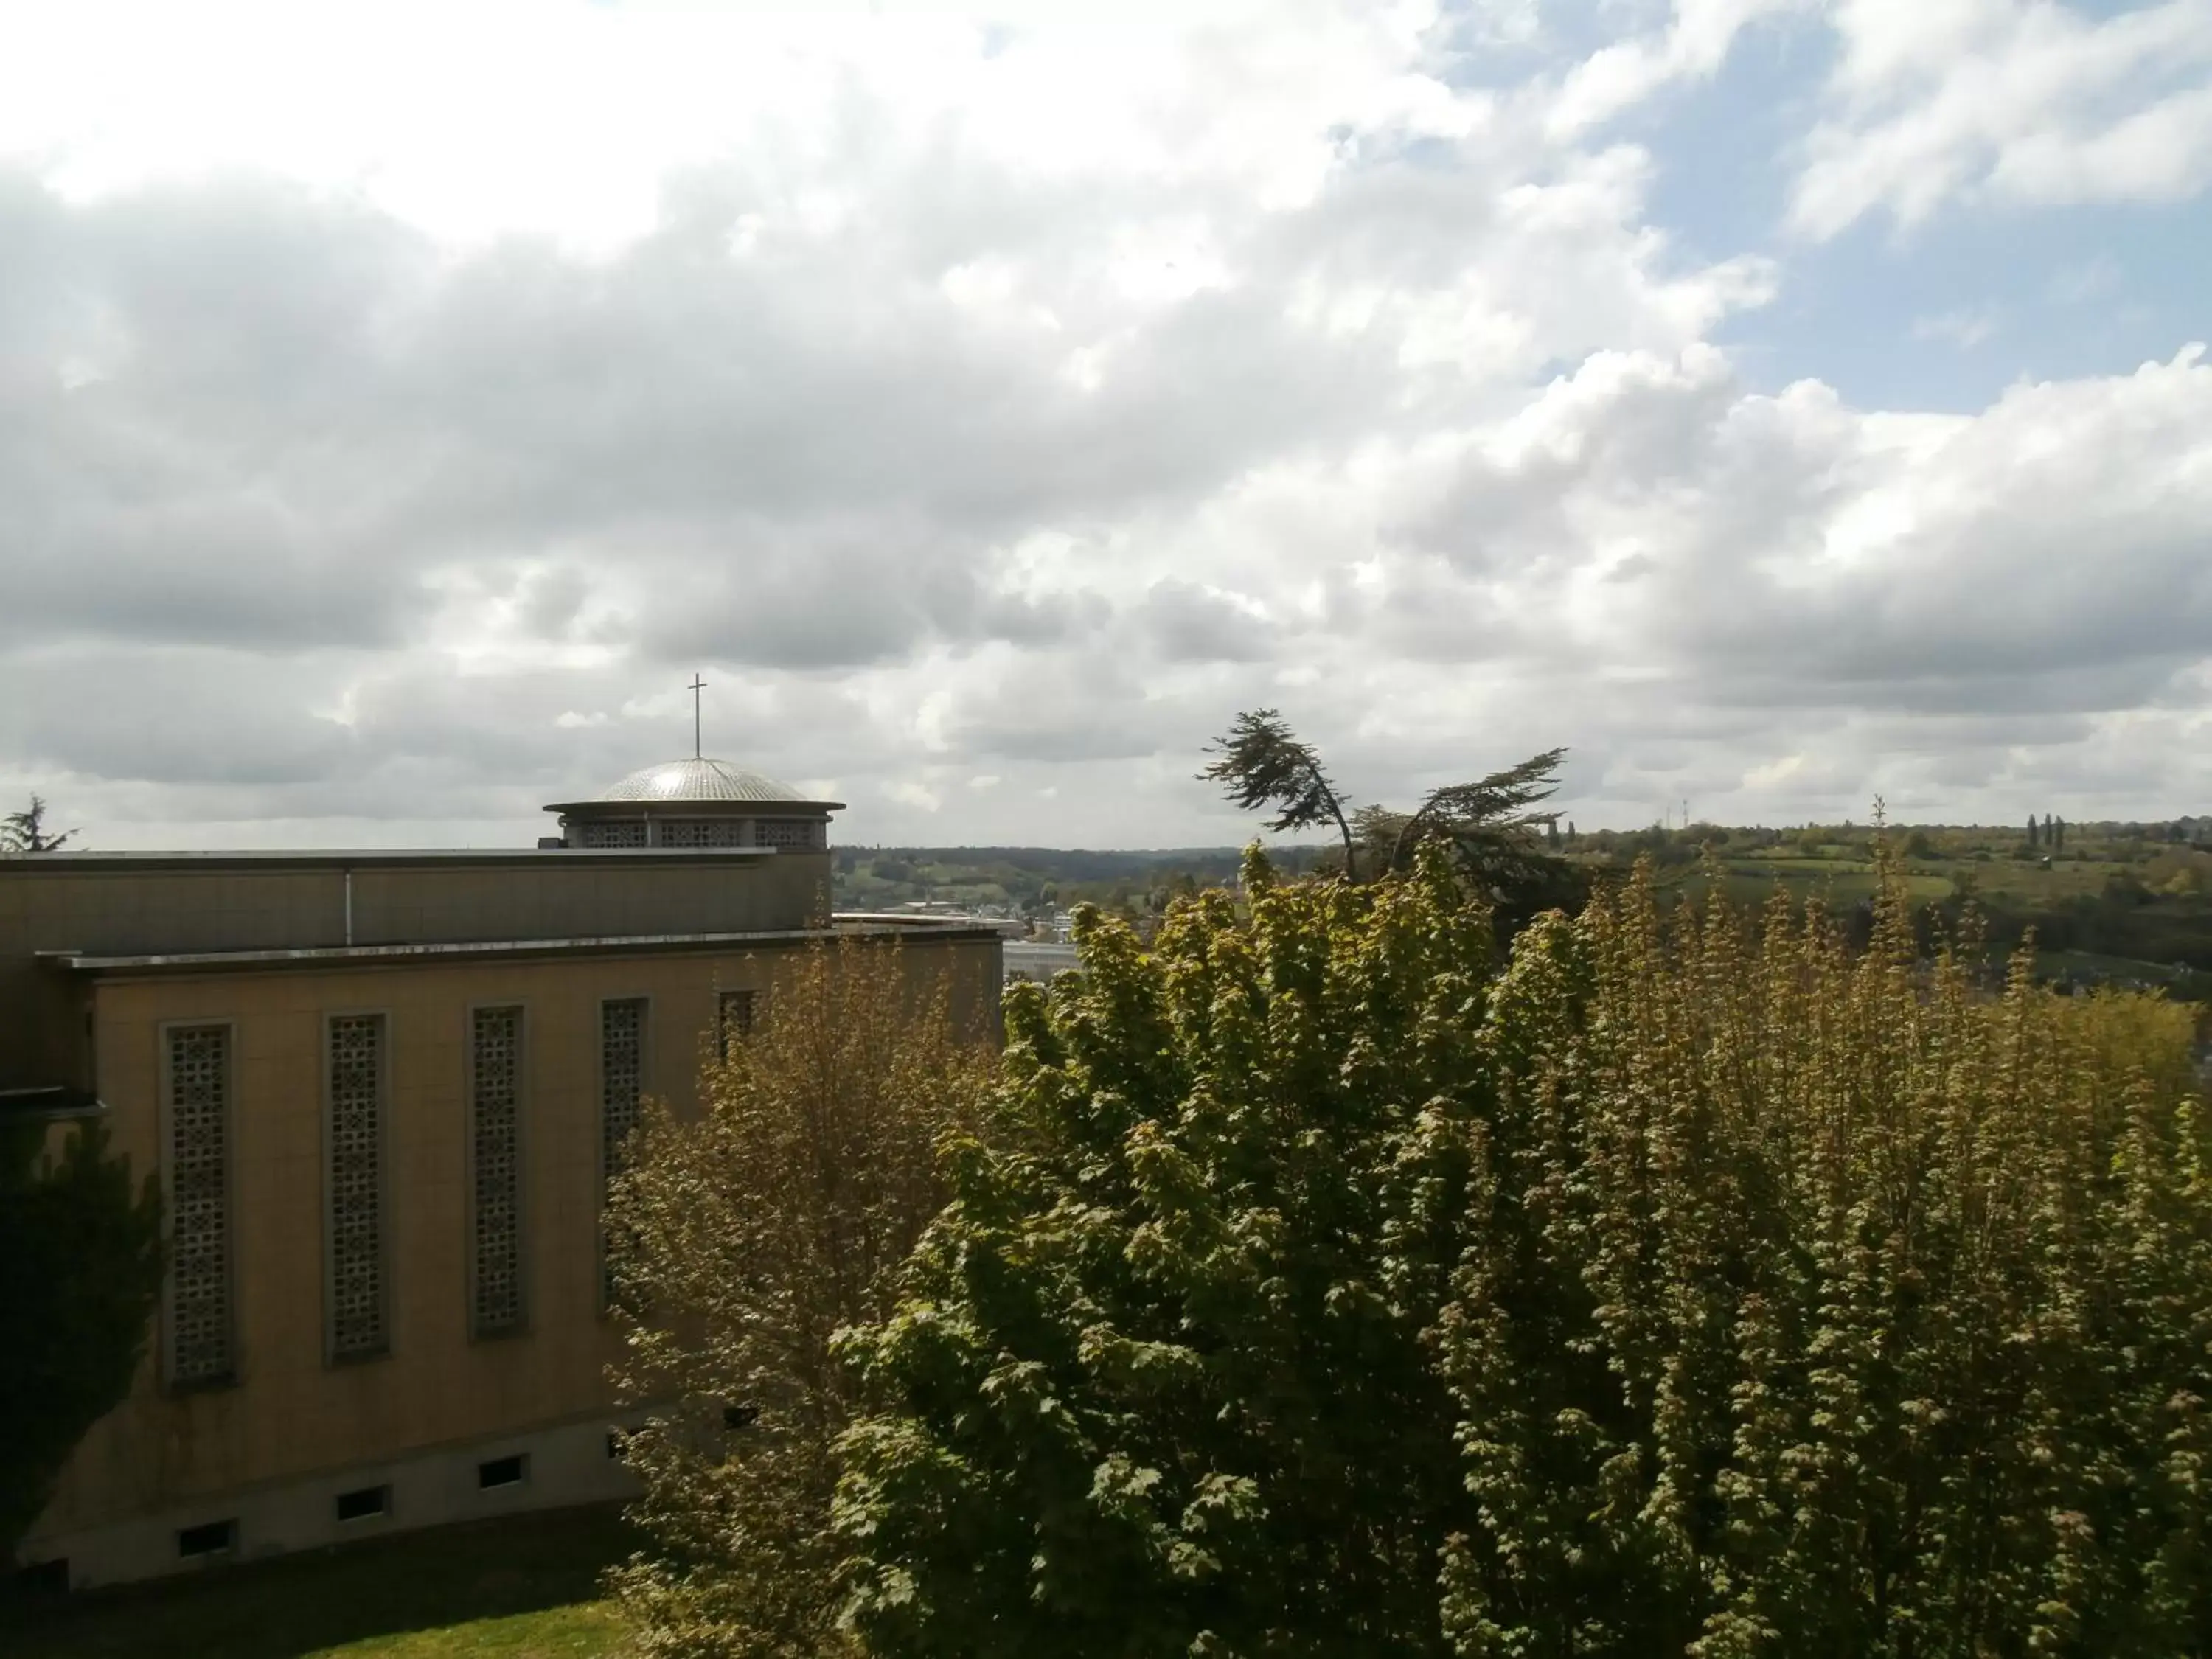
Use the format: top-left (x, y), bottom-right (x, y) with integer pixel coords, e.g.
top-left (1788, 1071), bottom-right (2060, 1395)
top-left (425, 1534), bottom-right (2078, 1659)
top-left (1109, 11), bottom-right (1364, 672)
top-left (605, 939), bottom-right (994, 1656)
top-left (834, 844), bottom-right (2212, 1658)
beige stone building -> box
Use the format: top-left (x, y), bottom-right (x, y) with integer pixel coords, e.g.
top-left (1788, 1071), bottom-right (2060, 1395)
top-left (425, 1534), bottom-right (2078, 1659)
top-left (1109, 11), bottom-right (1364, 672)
top-left (1, 759), bottom-right (1000, 1588)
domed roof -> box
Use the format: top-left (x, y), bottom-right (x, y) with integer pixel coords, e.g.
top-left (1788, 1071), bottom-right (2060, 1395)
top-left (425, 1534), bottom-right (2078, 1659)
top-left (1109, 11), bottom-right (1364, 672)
top-left (597, 757), bottom-right (806, 804)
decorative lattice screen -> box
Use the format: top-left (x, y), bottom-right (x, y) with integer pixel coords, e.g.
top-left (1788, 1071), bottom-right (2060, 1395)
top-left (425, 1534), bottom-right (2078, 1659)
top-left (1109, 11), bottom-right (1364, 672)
top-left (756, 818), bottom-right (815, 849)
top-left (470, 1006), bottom-right (525, 1338)
top-left (582, 821), bottom-right (648, 847)
top-left (599, 998), bottom-right (647, 1305)
top-left (167, 1024), bottom-right (235, 1388)
top-left (325, 1014), bottom-right (388, 1360)
top-left (661, 819), bottom-right (747, 847)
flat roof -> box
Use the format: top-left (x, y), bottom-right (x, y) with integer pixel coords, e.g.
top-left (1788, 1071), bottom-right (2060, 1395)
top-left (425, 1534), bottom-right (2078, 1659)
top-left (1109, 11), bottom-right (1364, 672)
top-left (45, 914), bottom-right (1004, 977)
top-left (0, 1084), bottom-right (108, 1124)
top-left (0, 848), bottom-right (777, 873)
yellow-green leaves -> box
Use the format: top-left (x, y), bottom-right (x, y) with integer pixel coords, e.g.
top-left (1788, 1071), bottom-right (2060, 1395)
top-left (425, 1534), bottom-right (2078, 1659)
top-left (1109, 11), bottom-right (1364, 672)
top-left (633, 844), bottom-right (2212, 1658)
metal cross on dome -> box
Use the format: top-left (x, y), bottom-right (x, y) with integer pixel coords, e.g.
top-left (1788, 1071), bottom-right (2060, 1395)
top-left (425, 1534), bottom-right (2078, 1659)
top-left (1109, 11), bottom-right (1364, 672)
top-left (689, 673), bottom-right (706, 759)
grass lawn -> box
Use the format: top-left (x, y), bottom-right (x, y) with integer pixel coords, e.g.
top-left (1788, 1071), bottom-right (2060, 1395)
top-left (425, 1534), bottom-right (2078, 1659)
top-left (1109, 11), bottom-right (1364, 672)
top-left (1, 1503), bottom-right (633, 1659)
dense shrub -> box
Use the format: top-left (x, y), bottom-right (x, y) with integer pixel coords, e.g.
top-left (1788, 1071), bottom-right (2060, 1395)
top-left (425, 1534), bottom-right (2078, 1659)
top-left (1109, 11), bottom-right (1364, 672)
top-left (831, 846), bottom-right (2212, 1658)
top-left (1441, 869), bottom-right (2212, 1656)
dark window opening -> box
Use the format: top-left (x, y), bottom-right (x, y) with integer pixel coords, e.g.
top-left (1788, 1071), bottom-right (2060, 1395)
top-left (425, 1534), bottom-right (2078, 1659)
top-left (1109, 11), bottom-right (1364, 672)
top-left (717, 990), bottom-right (757, 1060)
top-left (177, 1519), bottom-right (237, 1558)
top-left (606, 1429), bottom-right (626, 1461)
top-left (478, 1453), bottom-right (527, 1489)
top-left (335, 1484), bottom-right (389, 1523)
top-left (723, 1402), bottom-right (759, 1431)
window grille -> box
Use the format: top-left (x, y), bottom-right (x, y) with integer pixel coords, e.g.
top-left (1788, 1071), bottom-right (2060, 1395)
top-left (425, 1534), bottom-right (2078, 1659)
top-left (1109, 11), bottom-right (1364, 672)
top-left (601, 998), bottom-right (647, 1304)
top-left (757, 818), bottom-right (815, 850)
top-left (582, 821), bottom-right (647, 848)
top-left (661, 819), bottom-right (745, 848)
top-left (326, 1014), bottom-right (388, 1361)
top-left (717, 990), bottom-right (757, 1060)
top-left (166, 1025), bottom-right (235, 1388)
top-left (470, 1006), bottom-right (526, 1338)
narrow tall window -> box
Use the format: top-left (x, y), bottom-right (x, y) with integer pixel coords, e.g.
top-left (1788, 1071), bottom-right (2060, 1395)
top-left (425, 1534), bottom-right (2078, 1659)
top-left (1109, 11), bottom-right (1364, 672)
top-left (470, 1006), bottom-right (526, 1338)
top-left (166, 1024), bottom-right (235, 1388)
top-left (717, 990), bottom-right (757, 1061)
top-left (326, 1014), bottom-right (388, 1362)
top-left (600, 999), bottom-right (647, 1304)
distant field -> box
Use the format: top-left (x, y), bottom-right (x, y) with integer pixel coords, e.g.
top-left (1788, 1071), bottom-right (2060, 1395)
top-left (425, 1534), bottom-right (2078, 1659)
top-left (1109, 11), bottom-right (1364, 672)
top-left (1660, 859), bottom-right (1954, 907)
top-left (0, 1505), bottom-right (631, 1659)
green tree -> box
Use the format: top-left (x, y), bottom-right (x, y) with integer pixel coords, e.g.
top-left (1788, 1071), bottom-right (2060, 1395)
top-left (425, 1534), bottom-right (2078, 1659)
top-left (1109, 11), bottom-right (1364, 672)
top-left (836, 844), bottom-right (2212, 1658)
top-left (838, 847), bottom-right (1495, 1658)
top-left (1200, 709), bottom-right (1575, 927)
top-left (1, 796), bottom-right (77, 853)
top-left (2027, 813), bottom-right (2039, 849)
top-left (605, 939), bottom-right (994, 1658)
top-left (1199, 709), bottom-right (1361, 880)
top-left (1, 1121), bottom-right (164, 1559)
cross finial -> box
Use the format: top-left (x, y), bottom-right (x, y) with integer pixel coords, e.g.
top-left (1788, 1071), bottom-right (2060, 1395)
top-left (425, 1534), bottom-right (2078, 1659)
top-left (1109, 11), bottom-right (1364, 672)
top-left (689, 673), bottom-right (707, 759)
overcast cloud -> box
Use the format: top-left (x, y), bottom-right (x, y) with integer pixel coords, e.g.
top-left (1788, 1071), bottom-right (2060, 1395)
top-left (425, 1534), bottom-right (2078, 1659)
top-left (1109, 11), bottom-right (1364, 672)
top-left (0, 0), bottom-right (2206, 849)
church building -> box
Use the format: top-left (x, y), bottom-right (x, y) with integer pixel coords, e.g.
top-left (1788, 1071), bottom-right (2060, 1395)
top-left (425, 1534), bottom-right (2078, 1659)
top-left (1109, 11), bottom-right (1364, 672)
top-left (1, 757), bottom-right (1000, 1588)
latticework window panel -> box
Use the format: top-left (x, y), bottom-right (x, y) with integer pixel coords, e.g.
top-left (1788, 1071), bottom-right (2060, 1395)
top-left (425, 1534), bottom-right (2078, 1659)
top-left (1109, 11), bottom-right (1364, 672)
top-left (599, 999), bottom-right (647, 1306)
top-left (600, 999), bottom-right (645, 1181)
top-left (717, 990), bottom-right (758, 1060)
top-left (326, 1014), bottom-right (388, 1362)
top-left (166, 1025), bottom-right (235, 1388)
top-left (581, 821), bottom-right (647, 848)
top-left (661, 818), bottom-right (746, 848)
top-left (470, 1006), bottom-right (526, 1338)
top-left (756, 818), bottom-right (816, 850)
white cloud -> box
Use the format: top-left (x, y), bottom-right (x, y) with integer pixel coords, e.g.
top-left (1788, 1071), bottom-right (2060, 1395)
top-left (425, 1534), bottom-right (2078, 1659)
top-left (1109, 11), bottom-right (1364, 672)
top-left (1548, 0), bottom-right (1804, 138)
top-left (0, 0), bottom-right (2203, 849)
top-left (1792, 0), bottom-right (2212, 237)
top-left (1910, 307), bottom-right (1999, 347)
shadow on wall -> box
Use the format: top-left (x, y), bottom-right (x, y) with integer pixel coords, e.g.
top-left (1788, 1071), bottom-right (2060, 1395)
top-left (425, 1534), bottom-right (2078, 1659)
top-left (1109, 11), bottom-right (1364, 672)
top-left (1, 1503), bottom-right (633, 1659)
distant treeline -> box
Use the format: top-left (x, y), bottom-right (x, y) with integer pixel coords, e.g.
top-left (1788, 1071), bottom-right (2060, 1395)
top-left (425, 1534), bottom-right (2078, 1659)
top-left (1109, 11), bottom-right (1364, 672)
top-left (838, 845), bottom-right (1332, 883)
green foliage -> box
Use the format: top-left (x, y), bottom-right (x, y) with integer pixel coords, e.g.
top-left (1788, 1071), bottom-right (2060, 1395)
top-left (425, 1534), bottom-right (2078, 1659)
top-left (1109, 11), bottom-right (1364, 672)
top-left (834, 844), bottom-right (2212, 1657)
top-left (1, 1120), bottom-right (164, 1557)
top-left (605, 940), bottom-right (995, 1658)
top-left (1201, 709), bottom-right (1577, 930)
top-left (835, 846), bottom-right (1493, 1657)
top-left (1, 795), bottom-right (77, 853)
top-left (1200, 709), bottom-right (1360, 877)
top-left (1438, 866), bottom-right (2212, 1656)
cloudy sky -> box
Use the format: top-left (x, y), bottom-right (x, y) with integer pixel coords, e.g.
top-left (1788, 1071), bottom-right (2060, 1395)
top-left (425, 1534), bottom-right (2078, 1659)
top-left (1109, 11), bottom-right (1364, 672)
top-left (1, 0), bottom-right (2207, 850)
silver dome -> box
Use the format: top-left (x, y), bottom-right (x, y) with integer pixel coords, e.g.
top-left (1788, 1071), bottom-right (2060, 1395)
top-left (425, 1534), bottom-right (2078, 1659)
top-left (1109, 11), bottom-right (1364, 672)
top-left (596, 758), bottom-right (806, 804)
